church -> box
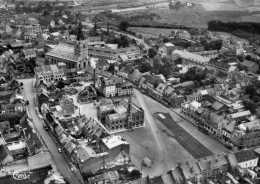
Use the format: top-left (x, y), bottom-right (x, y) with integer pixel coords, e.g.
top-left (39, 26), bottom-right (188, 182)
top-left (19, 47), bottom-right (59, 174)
top-left (45, 40), bottom-right (89, 71)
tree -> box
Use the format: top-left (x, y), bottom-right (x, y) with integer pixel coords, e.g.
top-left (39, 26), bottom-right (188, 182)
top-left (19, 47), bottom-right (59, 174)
top-left (107, 64), bottom-right (115, 74)
top-left (245, 85), bottom-right (257, 98)
top-left (119, 21), bottom-right (129, 32)
top-left (148, 48), bottom-right (157, 58)
top-left (56, 79), bottom-right (65, 89)
top-left (139, 62), bottom-right (152, 73)
top-left (118, 35), bottom-right (129, 48)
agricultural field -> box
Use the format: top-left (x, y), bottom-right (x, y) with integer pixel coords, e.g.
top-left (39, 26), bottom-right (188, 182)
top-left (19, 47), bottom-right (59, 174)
top-left (128, 27), bottom-right (175, 38)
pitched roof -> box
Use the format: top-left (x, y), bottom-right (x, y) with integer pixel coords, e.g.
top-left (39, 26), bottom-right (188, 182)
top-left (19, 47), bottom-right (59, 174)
top-left (211, 101), bottom-right (224, 111)
top-left (0, 145), bottom-right (8, 163)
top-left (234, 150), bottom-right (258, 163)
top-left (179, 160), bottom-right (201, 180)
top-left (150, 176), bottom-right (164, 184)
top-left (23, 48), bottom-right (36, 57)
top-left (46, 43), bottom-right (80, 63)
top-left (198, 154), bottom-right (228, 171)
top-left (241, 60), bottom-right (258, 68)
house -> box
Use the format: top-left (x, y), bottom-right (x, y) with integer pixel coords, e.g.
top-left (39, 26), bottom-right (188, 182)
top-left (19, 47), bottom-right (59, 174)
top-left (234, 149), bottom-right (259, 169)
top-left (128, 69), bottom-right (142, 84)
top-left (35, 64), bottom-right (65, 84)
top-left (158, 42), bottom-right (175, 57)
top-left (0, 143), bottom-right (13, 165)
top-left (241, 60), bottom-right (259, 73)
top-left (156, 83), bottom-right (167, 96)
top-left (59, 95), bottom-right (76, 117)
top-left (6, 140), bottom-right (27, 159)
top-left (22, 24), bottom-right (42, 41)
top-left (0, 121), bottom-right (10, 134)
top-left (98, 101), bottom-right (144, 133)
top-left (197, 154), bottom-right (229, 177)
top-left (22, 48), bottom-right (36, 60)
top-left (96, 76), bottom-right (119, 98)
top-left (78, 85), bottom-right (97, 103)
top-left (139, 75), bottom-right (163, 90)
top-left (178, 160), bottom-right (201, 183)
top-left (104, 103), bottom-right (144, 133)
top-left (168, 94), bottom-right (185, 108)
top-left (163, 85), bottom-right (175, 96)
top-left (118, 46), bottom-right (142, 62)
top-left (88, 170), bottom-right (120, 184)
top-left (76, 135), bottom-right (131, 176)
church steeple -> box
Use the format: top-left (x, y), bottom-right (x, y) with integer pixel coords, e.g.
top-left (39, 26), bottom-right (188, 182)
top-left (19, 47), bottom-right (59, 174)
top-left (74, 40), bottom-right (88, 58)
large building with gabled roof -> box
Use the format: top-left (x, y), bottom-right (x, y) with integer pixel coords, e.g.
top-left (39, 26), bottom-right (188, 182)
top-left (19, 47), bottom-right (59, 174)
top-left (46, 40), bottom-right (89, 70)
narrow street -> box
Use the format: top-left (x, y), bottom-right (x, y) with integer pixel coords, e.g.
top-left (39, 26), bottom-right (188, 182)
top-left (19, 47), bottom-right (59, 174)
top-left (21, 78), bottom-right (84, 184)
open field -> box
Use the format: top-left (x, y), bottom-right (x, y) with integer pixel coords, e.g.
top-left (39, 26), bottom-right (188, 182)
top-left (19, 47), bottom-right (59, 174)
top-left (129, 27), bottom-right (175, 37)
top-left (154, 112), bottom-right (213, 159)
top-left (117, 1), bottom-right (260, 28)
top-left (146, 6), bottom-right (254, 28)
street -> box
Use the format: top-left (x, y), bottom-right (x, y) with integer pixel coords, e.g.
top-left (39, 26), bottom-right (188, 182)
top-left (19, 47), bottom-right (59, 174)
top-left (21, 78), bottom-right (84, 184)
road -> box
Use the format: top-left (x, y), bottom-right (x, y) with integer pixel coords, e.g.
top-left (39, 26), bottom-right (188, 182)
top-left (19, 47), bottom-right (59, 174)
top-left (21, 78), bottom-right (84, 184)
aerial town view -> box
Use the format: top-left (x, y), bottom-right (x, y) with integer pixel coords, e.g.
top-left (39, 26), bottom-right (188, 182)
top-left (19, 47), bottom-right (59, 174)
top-left (2, 0), bottom-right (260, 184)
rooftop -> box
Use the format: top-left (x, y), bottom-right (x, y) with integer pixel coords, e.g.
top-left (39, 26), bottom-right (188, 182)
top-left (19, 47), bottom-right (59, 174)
top-left (102, 135), bottom-right (128, 149)
top-left (7, 141), bottom-right (26, 151)
top-left (230, 110), bottom-right (251, 119)
top-left (234, 149), bottom-right (258, 163)
top-left (107, 112), bottom-right (127, 122)
top-left (173, 49), bottom-right (210, 63)
top-left (46, 43), bottom-right (80, 63)
top-left (75, 145), bottom-right (96, 162)
top-left (35, 64), bottom-right (62, 74)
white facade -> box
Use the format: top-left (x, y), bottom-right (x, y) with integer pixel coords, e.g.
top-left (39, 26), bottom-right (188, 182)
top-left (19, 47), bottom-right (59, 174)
top-left (238, 158), bottom-right (259, 169)
top-left (103, 85), bottom-right (116, 97)
top-left (36, 65), bottom-right (65, 83)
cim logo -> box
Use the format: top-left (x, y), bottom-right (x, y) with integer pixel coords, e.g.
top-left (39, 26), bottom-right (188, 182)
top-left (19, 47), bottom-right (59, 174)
top-left (12, 171), bottom-right (31, 180)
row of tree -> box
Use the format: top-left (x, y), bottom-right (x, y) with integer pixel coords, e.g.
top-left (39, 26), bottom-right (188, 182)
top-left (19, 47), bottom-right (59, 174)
top-left (208, 21), bottom-right (260, 35)
top-left (208, 20), bottom-right (260, 42)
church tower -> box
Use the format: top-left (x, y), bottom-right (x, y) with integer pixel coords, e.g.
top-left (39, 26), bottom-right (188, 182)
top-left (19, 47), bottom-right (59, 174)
top-left (74, 40), bottom-right (89, 69)
top-left (74, 40), bottom-right (88, 58)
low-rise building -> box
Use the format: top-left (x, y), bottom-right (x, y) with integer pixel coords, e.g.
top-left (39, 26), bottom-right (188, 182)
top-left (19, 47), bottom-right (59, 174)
top-left (234, 149), bottom-right (259, 169)
top-left (78, 85), bottom-right (97, 103)
top-left (116, 82), bottom-right (134, 97)
top-left (98, 101), bottom-right (144, 133)
top-left (241, 60), bottom-right (259, 73)
top-left (96, 76), bottom-right (133, 98)
top-left (118, 46), bottom-right (142, 62)
top-left (35, 64), bottom-right (65, 84)
top-left (22, 48), bottom-right (36, 60)
top-left (22, 24), bottom-right (42, 41)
